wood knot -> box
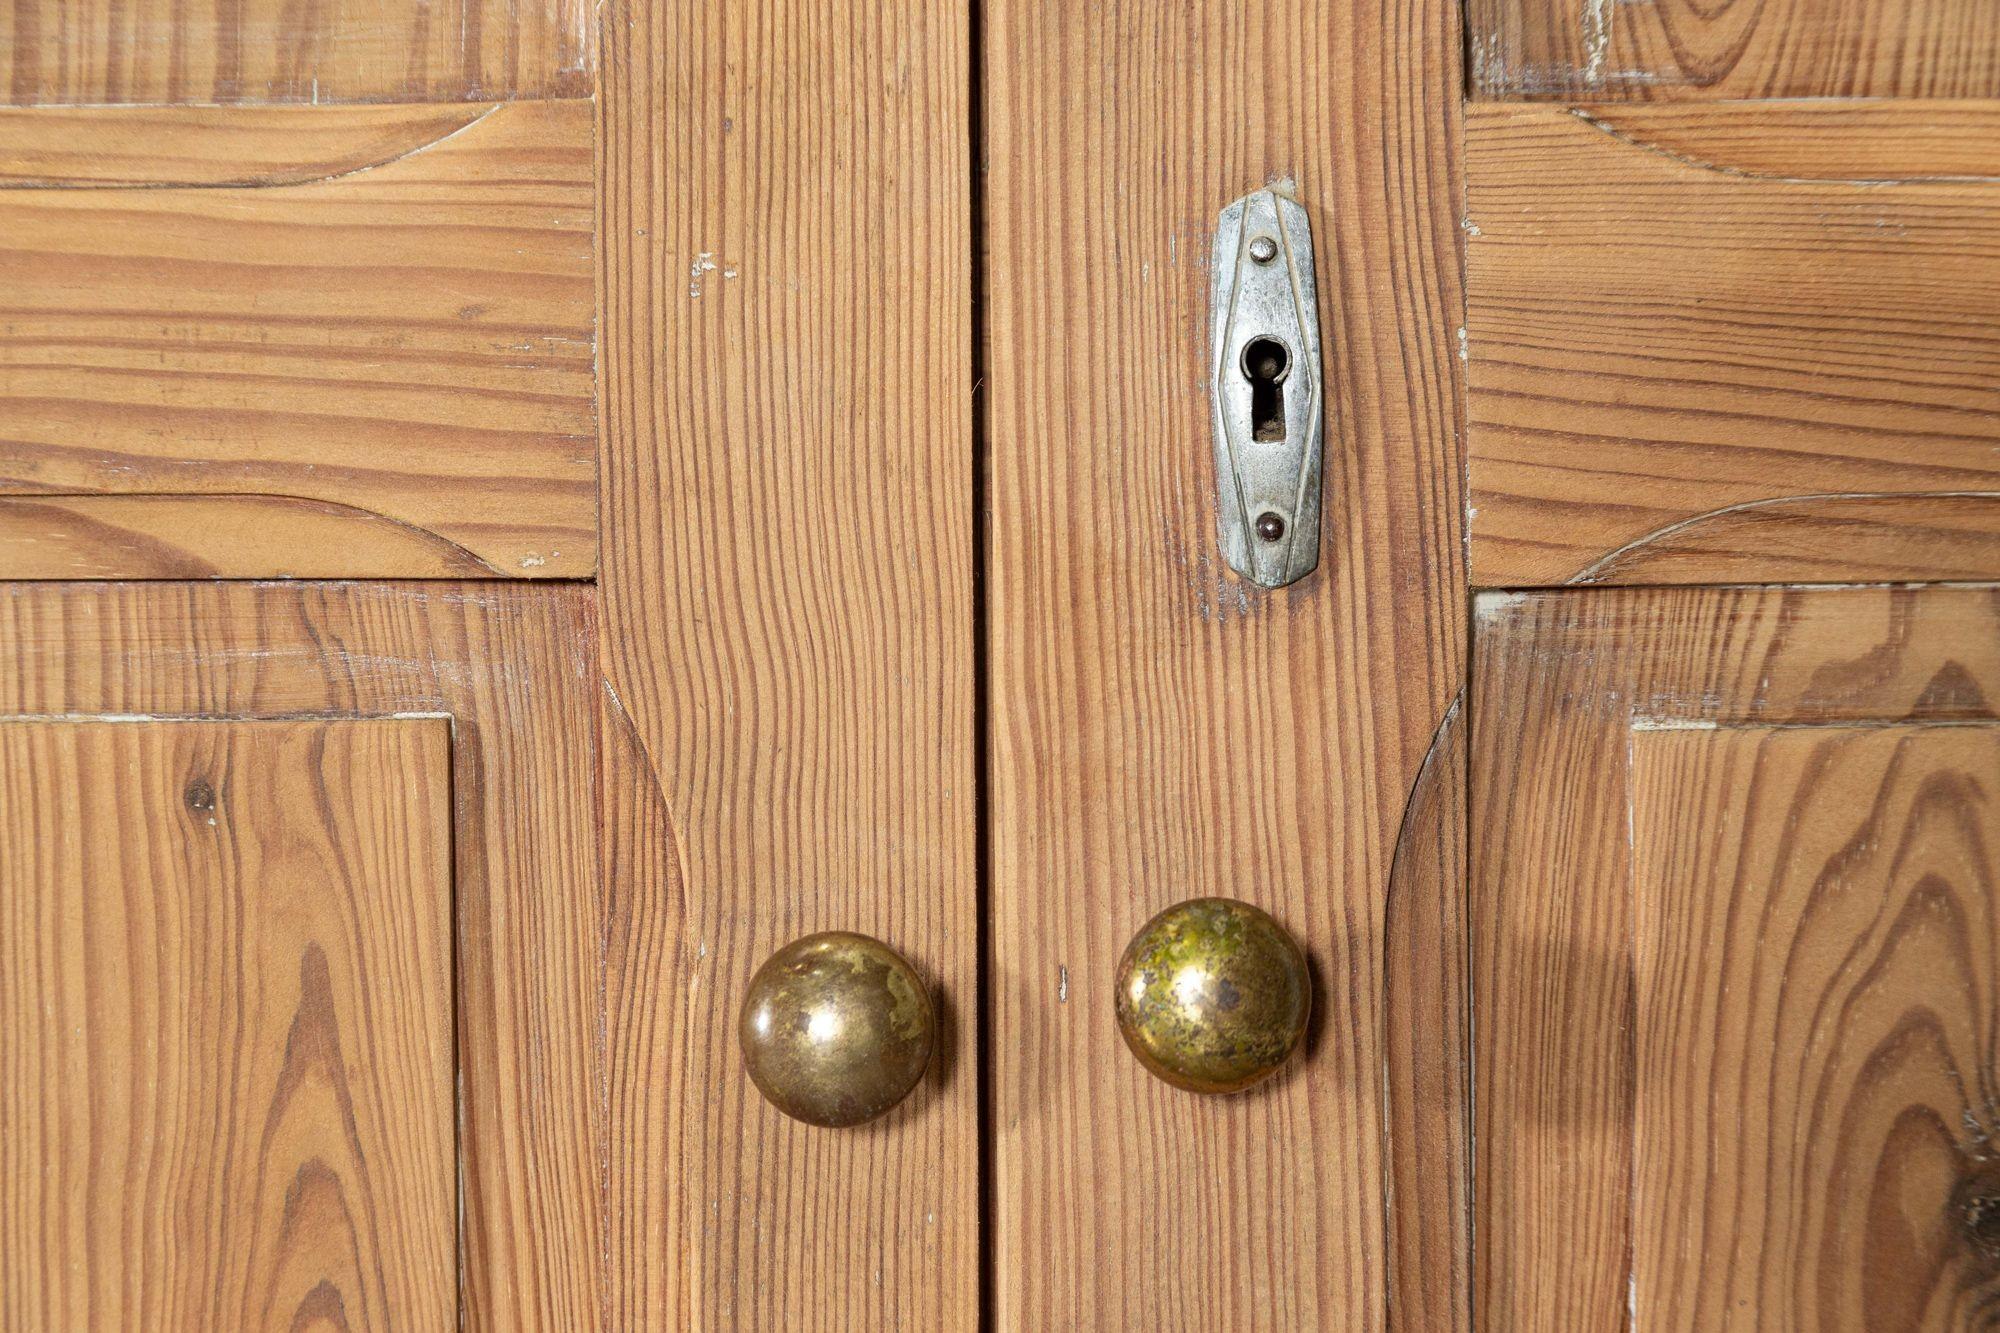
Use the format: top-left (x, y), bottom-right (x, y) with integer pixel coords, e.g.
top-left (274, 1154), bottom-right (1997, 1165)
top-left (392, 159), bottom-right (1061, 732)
top-left (184, 777), bottom-right (216, 816)
top-left (1952, 1167), bottom-right (2000, 1265)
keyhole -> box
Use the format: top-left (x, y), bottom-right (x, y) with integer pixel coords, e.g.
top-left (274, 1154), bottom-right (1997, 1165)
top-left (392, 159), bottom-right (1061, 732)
top-left (1241, 337), bottom-right (1290, 442)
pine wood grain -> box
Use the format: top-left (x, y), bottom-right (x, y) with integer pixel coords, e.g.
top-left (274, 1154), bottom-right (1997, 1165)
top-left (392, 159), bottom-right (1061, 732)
top-left (1516, 100), bottom-right (2000, 181)
top-left (0, 0), bottom-right (592, 106)
top-left (597, 680), bottom-right (691, 1330)
top-left (1631, 723), bottom-right (2000, 1329)
top-left (595, 0), bottom-right (978, 1325)
top-left (0, 102), bottom-right (496, 186)
top-left (1473, 585), bottom-right (2000, 1327)
top-left (0, 494), bottom-right (499, 578)
top-left (0, 718), bottom-right (456, 1330)
top-left (0, 99), bottom-right (596, 580)
top-left (983, 0), bottom-right (1465, 1325)
top-left (1468, 0), bottom-right (2000, 100)
top-left (1466, 102), bottom-right (2000, 588)
top-left (0, 582), bottom-right (604, 1328)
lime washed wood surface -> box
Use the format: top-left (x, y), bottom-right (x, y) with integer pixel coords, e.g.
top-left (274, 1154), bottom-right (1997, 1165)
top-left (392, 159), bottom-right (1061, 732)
top-left (0, 582), bottom-right (605, 1326)
top-left (1473, 585), bottom-right (2000, 1327)
top-left (1466, 101), bottom-right (2000, 587)
top-left (0, 0), bottom-right (592, 105)
top-left (0, 100), bottom-right (596, 579)
top-left (1468, 0), bottom-right (2000, 100)
top-left (0, 718), bottom-right (456, 1330)
top-left (983, 0), bottom-right (1467, 1325)
top-left (595, 0), bottom-right (979, 1325)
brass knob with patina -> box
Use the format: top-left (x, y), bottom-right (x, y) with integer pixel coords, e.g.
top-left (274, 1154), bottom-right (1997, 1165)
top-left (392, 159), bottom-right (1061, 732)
top-left (739, 930), bottom-right (935, 1127)
top-left (1114, 897), bottom-right (1310, 1094)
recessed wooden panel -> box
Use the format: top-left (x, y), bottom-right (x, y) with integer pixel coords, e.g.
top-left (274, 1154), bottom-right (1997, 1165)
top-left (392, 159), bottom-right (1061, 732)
top-left (0, 0), bottom-right (592, 106)
top-left (1468, 0), bottom-right (2000, 100)
top-left (1631, 724), bottom-right (2000, 1329)
top-left (0, 100), bottom-right (596, 580)
top-left (0, 718), bottom-right (454, 1329)
top-left (1467, 103), bottom-right (2000, 587)
top-left (595, 0), bottom-right (977, 1319)
top-left (983, 0), bottom-right (1466, 1326)
top-left (1473, 585), bottom-right (2000, 1327)
top-left (0, 582), bottom-right (604, 1327)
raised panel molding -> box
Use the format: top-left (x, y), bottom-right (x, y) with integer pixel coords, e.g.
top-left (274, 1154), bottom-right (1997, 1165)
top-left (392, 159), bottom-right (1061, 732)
top-left (0, 581), bottom-right (604, 1326)
top-left (1473, 585), bottom-right (2000, 1326)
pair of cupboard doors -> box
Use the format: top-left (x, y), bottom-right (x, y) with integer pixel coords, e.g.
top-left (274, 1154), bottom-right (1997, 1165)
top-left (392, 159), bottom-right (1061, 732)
top-left (2, 0), bottom-right (1999, 1327)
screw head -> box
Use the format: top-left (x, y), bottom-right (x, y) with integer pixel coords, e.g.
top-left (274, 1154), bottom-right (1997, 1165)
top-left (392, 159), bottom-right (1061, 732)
top-left (1247, 235), bottom-right (1279, 264)
top-left (1254, 511), bottom-right (1286, 543)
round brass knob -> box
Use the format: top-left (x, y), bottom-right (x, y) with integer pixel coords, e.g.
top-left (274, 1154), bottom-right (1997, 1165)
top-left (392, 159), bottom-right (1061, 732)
top-left (1114, 897), bottom-right (1310, 1094)
top-left (738, 930), bottom-right (935, 1127)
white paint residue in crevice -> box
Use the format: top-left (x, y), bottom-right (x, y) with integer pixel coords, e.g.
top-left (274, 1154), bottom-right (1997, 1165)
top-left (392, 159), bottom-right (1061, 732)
top-left (1581, 0), bottom-right (1611, 85)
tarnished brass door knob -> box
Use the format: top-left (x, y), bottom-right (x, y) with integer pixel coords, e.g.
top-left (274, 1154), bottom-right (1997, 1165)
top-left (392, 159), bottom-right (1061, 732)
top-left (1114, 898), bottom-right (1310, 1094)
top-left (739, 931), bottom-right (935, 1127)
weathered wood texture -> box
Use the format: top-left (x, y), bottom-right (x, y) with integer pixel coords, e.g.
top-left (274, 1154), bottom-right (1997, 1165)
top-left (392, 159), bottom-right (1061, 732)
top-left (1468, 0), bottom-right (2000, 100)
top-left (0, 718), bottom-right (456, 1330)
top-left (1467, 103), bottom-right (2000, 588)
top-left (0, 100), bottom-right (595, 580)
top-left (984, 0), bottom-right (1465, 1326)
top-left (597, 0), bottom-right (978, 1325)
top-left (1473, 585), bottom-right (2000, 1328)
top-left (0, 0), bottom-right (592, 105)
top-left (0, 582), bottom-right (604, 1328)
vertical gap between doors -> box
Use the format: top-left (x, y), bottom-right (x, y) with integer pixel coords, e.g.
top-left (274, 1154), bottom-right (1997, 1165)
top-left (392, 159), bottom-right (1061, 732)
top-left (967, 0), bottom-right (995, 1327)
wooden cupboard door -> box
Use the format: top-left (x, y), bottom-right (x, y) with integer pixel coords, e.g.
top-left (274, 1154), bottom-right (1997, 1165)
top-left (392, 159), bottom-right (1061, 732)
top-left (1464, 13), bottom-right (2000, 1324)
top-left (1473, 585), bottom-right (2000, 1328)
top-left (983, 0), bottom-right (1466, 1326)
top-left (595, 0), bottom-right (979, 1325)
top-left (1, 718), bottom-right (457, 1330)
top-left (0, 582), bottom-right (606, 1327)
top-left (0, 0), bottom-right (984, 1320)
